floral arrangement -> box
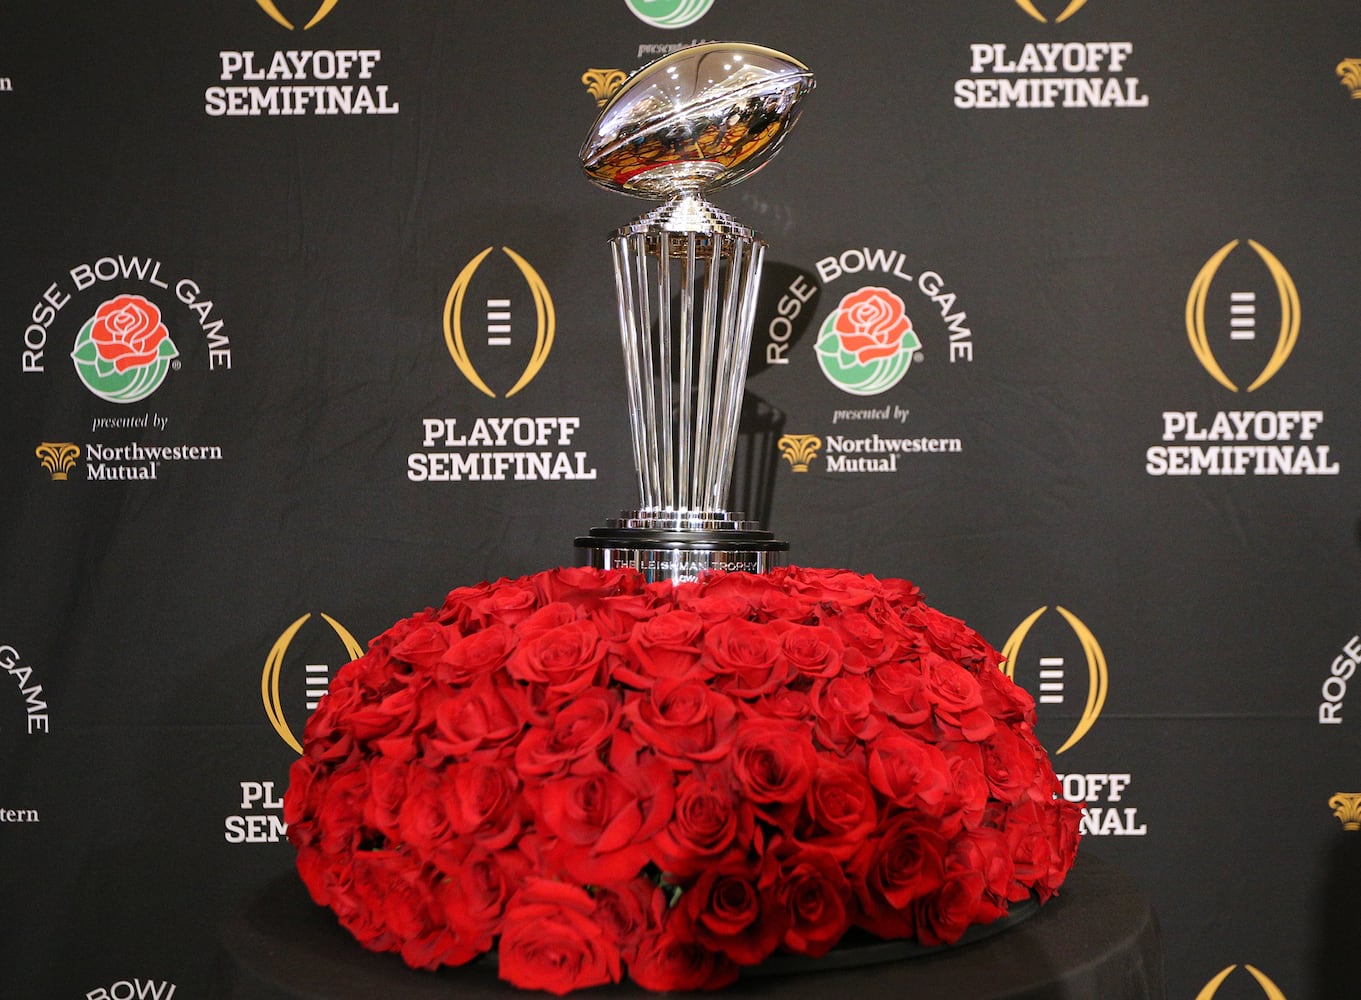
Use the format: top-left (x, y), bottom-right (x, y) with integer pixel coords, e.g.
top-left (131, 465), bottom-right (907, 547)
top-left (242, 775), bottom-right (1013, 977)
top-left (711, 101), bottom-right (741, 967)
top-left (284, 566), bottom-right (1080, 994)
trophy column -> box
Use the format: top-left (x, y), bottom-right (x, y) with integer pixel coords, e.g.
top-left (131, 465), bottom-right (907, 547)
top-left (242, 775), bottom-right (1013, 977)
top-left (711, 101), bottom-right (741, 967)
top-left (574, 43), bottom-right (814, 584)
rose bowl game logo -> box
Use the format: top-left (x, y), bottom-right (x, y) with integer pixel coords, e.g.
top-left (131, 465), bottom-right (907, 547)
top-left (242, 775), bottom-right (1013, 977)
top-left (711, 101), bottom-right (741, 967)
top-left (815, 286), bottom-right (921, 396)
top-left (70, 294), bottom-right (179, 403)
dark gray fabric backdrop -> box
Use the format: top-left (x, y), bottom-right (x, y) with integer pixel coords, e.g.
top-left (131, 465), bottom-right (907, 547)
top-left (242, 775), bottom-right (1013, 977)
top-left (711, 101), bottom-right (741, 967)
top-left (2, 2), bottom-right (1359, 997)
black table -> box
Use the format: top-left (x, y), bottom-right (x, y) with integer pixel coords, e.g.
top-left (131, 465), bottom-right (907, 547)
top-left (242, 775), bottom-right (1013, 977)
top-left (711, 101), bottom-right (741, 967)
top-left (212, 852), bottom-right (1164, 999)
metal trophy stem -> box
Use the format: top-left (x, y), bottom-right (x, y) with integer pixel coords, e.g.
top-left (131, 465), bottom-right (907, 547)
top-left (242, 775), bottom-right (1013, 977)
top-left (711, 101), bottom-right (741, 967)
top-left (575, 43), bottom-right (814, 583)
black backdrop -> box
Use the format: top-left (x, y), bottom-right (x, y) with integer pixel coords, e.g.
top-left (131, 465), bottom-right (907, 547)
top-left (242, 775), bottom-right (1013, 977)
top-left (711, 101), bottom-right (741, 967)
top-left (3, 2), bottom-right (1359, 997)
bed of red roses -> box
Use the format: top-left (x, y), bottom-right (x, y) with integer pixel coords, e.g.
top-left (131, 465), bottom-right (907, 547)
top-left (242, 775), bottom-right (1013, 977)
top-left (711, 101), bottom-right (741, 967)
top-left (284, 565), bottom-right (1080, 995)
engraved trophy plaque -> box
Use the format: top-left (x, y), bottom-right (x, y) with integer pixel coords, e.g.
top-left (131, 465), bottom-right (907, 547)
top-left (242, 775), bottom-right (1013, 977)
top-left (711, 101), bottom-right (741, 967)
top-left (576, 42), bottom-right (815, 583)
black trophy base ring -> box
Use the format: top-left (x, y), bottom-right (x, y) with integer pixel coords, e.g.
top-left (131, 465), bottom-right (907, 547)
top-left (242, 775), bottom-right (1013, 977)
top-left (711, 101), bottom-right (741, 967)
top-left (575, 525), bottom-right (790, 584)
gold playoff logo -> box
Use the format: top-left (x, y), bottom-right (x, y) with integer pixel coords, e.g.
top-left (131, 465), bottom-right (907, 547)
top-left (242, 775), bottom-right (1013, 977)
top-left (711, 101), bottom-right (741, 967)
top-left (1186, 239), bottom-right (1300, 392)
top-left (255, 0), bottom-right (339, 30)
top-left (443, 247), bottom-right (556, 399)
top-left (1330, 792), bottom-right (1361, 830)
top-left (777, 434), bottom-right (822, 472)
top-left (1014, 0), bottom-right (1089, 23)
top-left (262, 613), bottom-right (364, 754)
top-left (36, 442), bottom-right (80, 481)
top-left (583, 68), bottom-right (629, 108)
top-left (1001, 606), bottom-right (1108, 754)
top-left (1195, 964), bottom-right (1288, 1000)
top-left (1337, 59), bottom-right (1361, 99)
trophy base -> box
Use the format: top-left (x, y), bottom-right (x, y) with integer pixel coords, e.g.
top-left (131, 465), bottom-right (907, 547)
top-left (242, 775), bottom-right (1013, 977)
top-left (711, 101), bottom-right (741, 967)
top-left (575, 524), bottom-right (790, 584)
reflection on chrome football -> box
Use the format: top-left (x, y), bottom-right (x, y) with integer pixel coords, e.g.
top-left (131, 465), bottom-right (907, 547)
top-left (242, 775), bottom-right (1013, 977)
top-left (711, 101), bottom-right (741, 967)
top-left (580, 42), bottom-right (815, 200)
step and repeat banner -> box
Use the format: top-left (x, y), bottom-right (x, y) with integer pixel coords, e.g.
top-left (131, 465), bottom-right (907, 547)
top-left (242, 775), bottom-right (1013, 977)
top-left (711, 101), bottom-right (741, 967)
top-left (2, 1), bottom-right (1359, 997)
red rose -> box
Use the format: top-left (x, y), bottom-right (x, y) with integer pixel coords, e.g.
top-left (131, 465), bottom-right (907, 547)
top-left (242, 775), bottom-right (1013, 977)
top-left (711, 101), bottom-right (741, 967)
top-left (703, 617), bottom-right (791, 696)
top-left (436, 581), bottom-right (493, 629)
top-left (312, 765), bottom-right (369, 856)
top-left (947, 826), bottom-right (1015, 903)
top-left (1002, 799), bottom-right (1055, 898)
top-left (924, 652), bottom-right (996, 742)
top-left (439, 845), bottom-right (530, 949)
top-left (440, 759), bottom-right (523, 850)
top-left (469, 577), bottom-right (542, 628)
top-left (616, 609), bottom-right (710, 688)
top-left (729, 718), bottom-right (818, 829)
top-left (980, 725), bottom-right (1041, 805)
top-left (438, 624), bottom-right (515, 685)
top-left (751, 685), bottom-right (813, 724)
top-left (514, 687), bottom-right (621, 778)
top-left (363, 851), bottom-right (472, 970)
top-left (867, 730), bottom-right (952, 813)
top-left (851, 815), bottom-right (948, 939)
top-left (833, 286), bottom-right (914, 364)
top-left (506, 617), bottom-right (605, 695)
top-left (680, 571), bottom-right (805, 621)
top-left (868, 657), bottom-right (933, 728)
top-left (651, 770), bottom-right (754, 876)
top-left (914, 868), bottom-right (1003, 947)
top-left (428, 672), bottom-right (525, 760)
top-left (772, 840), bottom-right (853, 957)
top-left (940, 748), bottom-right (990, 834)
top-left (672, 852), bottom-right (787, 966)
top-left (341, 849), bottom-right (408, 953)
top-left (622, 675), bottom-right (737, 766)
top-left (534, 565), bottom-right (640, 605)
top-left (775, 621), bottom-right (846, 679)
top-left (628, 927), bottom-right (738, 992)
top-left (498, 878), bottom-right (621, 994)
top-left (539, 733), bottom-right (674, 884)
top-left (362, 757), bottom-right (410, 841)
top-left (776, 566), bottom-right (882, 609)
top-left (810, 674), bottom-right (883, 751)
top-left (388, 620), bottom-right (457, 670)
top-left (89, 294), bottom-right (172, 372)
top-left (797, 759), bottom-right (878, 861)
top-left (396, 764), bottom-right (454, 862)
top-left (589, 877), bottom-right (663, 965)
top-left (978, 659), bottom-right (1036, 725)
top-left (589, 592), bottom-right (659, 644)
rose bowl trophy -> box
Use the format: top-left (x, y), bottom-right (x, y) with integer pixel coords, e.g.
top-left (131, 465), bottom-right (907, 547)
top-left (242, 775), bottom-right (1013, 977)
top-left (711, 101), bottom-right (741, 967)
top-left (576, 42), bottom-right (815, 583)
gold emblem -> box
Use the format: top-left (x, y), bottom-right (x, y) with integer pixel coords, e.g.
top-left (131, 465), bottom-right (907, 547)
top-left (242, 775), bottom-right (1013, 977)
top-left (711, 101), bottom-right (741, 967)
top-left (443, 247), bottom-right (555, 399)
top-left (262, 613), bottom-right (364, 755)
top-left (777, 434), bottom-right (822, 472)
top-left (582, 68), bottom-right (628, 108)
top-left (1330, 792), bottom-right (1361, 830)
top-left (1001, 606), bottom-right (1108, 754)
top-left (35, 442), bottom-right (80, 481)
top-left (1337, 59), bottom-right (1361, 99)
top-left (255, 0), bottom-right (339, 30)
top-left (1014, 0), bottom-right (1089, 24)
top-left (1186, 239), bottom-right (1300, 392)
top-left (1195, 964), bottom-right (1288, 1000)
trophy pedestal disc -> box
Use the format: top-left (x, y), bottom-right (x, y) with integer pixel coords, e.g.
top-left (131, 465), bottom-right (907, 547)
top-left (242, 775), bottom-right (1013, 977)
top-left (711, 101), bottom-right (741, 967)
top-left (576, 512), bottom-right (789, 583)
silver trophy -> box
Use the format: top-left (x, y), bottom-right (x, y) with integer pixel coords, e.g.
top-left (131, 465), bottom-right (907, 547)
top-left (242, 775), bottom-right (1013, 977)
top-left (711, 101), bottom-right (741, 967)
top-left (576, 42), bottom-right (814, 583)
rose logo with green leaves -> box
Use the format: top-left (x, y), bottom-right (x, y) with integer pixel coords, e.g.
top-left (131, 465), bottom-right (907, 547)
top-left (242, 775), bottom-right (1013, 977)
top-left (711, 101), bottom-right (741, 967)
top-left (815, 286), bottom-right (920, 396)
top-left (71, 294), bottom-right (179, 403)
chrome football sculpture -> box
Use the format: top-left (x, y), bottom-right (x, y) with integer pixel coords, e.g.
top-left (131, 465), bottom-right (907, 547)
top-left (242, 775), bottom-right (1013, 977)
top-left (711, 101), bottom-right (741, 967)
top-left (575, 43), bottom-right (814, 583)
